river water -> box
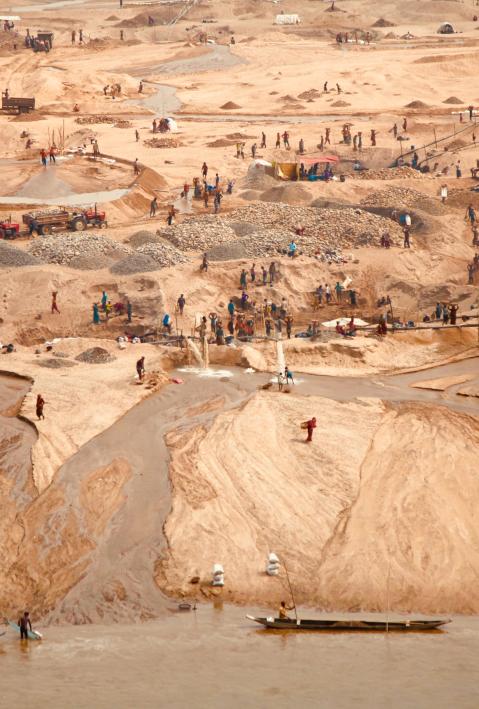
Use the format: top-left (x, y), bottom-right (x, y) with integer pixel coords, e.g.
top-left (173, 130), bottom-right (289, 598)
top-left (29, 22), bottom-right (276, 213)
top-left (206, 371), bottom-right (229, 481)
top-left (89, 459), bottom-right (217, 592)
top-left (1, 608), bottom-right (478, 708)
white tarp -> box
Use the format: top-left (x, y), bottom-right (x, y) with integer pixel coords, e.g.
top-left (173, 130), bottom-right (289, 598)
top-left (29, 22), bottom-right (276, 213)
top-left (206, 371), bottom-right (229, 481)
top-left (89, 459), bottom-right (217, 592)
top-left (322, 317), bottom-right (370, 328)
top-left (275, 14), bottom-right (300, 25)
top-left (165, 117), bottom-right (178, 132)
top-left (0, 16), bottom-right (21, 21)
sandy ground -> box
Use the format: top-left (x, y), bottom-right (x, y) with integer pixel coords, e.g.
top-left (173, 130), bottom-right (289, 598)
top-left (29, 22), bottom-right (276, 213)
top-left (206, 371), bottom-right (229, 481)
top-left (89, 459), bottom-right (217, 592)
top-left (0, 0), bottom-right (478, 621)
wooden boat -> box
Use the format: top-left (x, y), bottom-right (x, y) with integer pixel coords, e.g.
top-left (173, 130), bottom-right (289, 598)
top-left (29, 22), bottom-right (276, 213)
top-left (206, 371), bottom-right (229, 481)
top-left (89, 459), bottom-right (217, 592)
top-left (246, 615), bottom-right (451, 631)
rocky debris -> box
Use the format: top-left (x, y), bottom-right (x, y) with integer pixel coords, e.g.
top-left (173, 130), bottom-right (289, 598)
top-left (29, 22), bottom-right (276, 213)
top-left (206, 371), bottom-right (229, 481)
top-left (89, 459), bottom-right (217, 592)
top-left (75, 115), bottom-right (118, 125)
top-left (331, 100), bottom-right (351, 107)
top-left (159, 219), bottom-right (237, 251)
top-left (144, 137), bottom-right (182, 148)
top-left (136, 242), bottom-right (188, 267)
top-left (75, 347), bottom-right (116, 364)
top-left (110, 252), bottom-right (160, 275)
top-left (0, 242), bottom-right (42, 268)
top-left (360, 186), bottom-right (446, 215)
top-left (351, 166), bottom-right (425, 180)
top-left (37, 358), bottom-right (78, 368)
top-left (114, 120), bottom-right (132, 129)
top-left (29, 234), bottom-right (131, 266)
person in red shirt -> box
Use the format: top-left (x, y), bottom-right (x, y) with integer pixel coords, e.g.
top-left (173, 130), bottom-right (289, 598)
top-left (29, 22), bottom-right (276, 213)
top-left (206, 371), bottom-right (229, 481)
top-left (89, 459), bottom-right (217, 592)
top-left (305, 417), bottom-right (316, 443)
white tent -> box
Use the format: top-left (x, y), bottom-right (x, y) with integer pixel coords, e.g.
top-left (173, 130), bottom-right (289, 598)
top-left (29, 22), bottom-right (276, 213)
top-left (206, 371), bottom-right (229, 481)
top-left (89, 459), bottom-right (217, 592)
top-left (275, 14), bottom-right (300, 25)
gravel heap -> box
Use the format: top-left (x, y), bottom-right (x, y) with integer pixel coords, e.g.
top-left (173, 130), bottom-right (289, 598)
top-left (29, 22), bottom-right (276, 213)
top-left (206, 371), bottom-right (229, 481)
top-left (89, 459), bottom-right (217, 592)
top-left (351, 166), bottom-right (425, 181)
top-left (38, 358), bottom-right (77, 369)
top-left (0, 242), bottom-right (42, 268)
top-left (128, 230), bottom-right (163, 248)
top-left (160, 218), bottom-right (237, 251)
top-left (223, 203), bottom-right (404, 250)
top-left (75, 347), bottom-right (116, 364)
top-left (29, 233), bottom-right (131, 266)
top-left (110, 252), bottom-right (160, 274)
top-left (136, 242), bottom-right (188, 267)
top-left (360, 186), bottom-right (446, 215)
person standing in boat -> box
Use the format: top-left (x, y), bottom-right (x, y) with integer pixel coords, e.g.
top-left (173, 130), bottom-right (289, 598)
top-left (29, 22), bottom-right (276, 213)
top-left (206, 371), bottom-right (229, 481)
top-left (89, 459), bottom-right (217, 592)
top-left (278, 601), bottom-right (295, 620)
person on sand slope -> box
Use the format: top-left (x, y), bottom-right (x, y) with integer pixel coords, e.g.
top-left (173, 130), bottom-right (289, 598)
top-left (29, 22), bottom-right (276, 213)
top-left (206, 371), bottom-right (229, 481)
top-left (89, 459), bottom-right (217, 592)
top-left (51, 291), bottom-right (60, 314)
top-left (136, 356), bottom-right (145, 382)
top-left (302, 417), bottom-right (317, 443)
top-left (36, 394), bottom-right (45, 420)
top-left (18, 611), bottom-right (32, 640)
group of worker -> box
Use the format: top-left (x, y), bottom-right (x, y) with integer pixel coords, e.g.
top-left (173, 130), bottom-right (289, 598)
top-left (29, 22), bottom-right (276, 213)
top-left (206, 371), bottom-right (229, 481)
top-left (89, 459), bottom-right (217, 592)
top-left (92, 290), bottom-right (132, 324)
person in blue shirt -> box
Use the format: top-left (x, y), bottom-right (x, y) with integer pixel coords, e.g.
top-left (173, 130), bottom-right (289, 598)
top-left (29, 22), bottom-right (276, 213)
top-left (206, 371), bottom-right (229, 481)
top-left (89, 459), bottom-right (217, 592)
top-left (288, 240), bottom-right (297, 258)
top-left (228, 299), bottom-right (235, 317)
top-left (163, 313), bottom-right (171, 333)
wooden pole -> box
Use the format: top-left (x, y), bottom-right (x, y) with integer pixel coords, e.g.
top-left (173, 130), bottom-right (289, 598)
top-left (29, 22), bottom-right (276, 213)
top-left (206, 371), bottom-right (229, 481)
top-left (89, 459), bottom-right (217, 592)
top-left (386, 562), bottom-right (391, 634)
top-left (283, 559), bottom-right (298, 621)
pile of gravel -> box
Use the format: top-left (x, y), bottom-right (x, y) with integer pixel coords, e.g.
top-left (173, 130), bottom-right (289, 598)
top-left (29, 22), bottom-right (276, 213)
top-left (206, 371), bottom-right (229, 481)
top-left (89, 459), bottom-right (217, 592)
top-left (128, 230), bottom-right (164, 248)
top-left (0, 242), bottom-right (42, 268)
top-left (37, 358), bottom-right (77, 369)
top-left (110, 252), bottom-right (160, 274)
top-left (207, 241), bottom-right (250, 261)
top-left (69, 254), bottom-right (114, 270)
top-left (224, 203), bottom-right (404, 251)
top-left (75, 347), bottom-right (116, 364)
top-left (360, 186), bottom-right (446, 216)
top-left (29, 233), bottom-right (131, 266)
top-left (136, 242), bottom-right (188, 267)
top-left (228, 221), bottom-right (258, 237)
top-left (159, 218), bottom-right (237, 251)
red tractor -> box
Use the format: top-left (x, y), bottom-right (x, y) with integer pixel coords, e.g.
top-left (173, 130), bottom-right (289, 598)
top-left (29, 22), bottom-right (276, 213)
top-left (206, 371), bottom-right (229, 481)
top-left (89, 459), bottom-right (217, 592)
top-left (0, 220), bottom-right (20, 239)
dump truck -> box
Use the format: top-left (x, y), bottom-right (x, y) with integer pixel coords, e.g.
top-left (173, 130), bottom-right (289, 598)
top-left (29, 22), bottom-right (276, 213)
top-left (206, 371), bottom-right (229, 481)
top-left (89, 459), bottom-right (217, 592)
top-left (1, 94), bottom-right (35, 114)
top-left (22, 207), bottom-right (107, 235)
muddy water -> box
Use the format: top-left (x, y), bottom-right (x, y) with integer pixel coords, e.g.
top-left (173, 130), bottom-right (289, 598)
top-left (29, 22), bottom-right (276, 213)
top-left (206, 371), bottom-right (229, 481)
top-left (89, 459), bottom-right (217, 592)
top-left (0, 609), bottom-right (478, 708)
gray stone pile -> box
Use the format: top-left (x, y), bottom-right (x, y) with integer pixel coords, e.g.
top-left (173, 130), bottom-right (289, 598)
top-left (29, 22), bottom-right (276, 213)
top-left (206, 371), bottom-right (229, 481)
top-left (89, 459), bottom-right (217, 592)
top-left (136, 242), bottom-right (188, 267)
top-left (0, 242), bottom-right (42, 268)
top-left (29, 233), bottom-right (131, 266)
top-left (360, 186), bottom-right (445, 216)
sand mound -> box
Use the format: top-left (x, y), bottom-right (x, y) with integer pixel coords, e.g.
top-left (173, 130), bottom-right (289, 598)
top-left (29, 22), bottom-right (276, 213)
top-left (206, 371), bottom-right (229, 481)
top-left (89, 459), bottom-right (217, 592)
top-left (240, 189), bottom-right (262, 201)
top-left (0, 242), bottom-right (42, 268)
top-left (384, 32), bottom-right (398, 39)
top-left (372, 18), bottom-right (396, 27)
top-left (110, 253), bottom-right (159, 275)
top-left (220, 101), bottom-right (241, 110)
top-left (331, 100), bottom-right (351, 107)
top-left (75, 347), bottom-right (115, 364)
top-left (226, 132), bottom-right (255, 140)
top-left (443, 96), bottom-right (464, 104)
top-left (404, 100), bottom-right (429, 109)
top-left (206, 138), bottom-right (238, 148)
top-left (260, 183), bottom-right (313, 205)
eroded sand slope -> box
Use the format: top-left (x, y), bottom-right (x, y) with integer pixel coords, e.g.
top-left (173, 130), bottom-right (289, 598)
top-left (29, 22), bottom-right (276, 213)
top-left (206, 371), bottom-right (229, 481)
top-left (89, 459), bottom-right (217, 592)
top-left (157, 392), bottom-right (479, 613)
